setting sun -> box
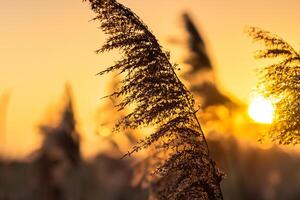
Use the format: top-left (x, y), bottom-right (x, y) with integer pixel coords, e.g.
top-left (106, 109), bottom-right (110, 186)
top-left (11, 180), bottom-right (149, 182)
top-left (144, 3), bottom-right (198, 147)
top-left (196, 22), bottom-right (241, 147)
top-left (248, 95), bottom-right (274, 124)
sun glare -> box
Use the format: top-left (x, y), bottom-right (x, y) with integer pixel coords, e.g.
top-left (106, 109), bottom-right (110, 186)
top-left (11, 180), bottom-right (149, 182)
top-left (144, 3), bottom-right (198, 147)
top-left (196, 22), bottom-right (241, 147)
top-left (248, 95), bottom-right (274, 124)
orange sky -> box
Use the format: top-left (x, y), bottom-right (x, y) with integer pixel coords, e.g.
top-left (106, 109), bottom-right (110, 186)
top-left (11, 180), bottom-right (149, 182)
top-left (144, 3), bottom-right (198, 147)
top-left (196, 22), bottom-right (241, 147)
top-left (1, 0), bottom-right (300, 158)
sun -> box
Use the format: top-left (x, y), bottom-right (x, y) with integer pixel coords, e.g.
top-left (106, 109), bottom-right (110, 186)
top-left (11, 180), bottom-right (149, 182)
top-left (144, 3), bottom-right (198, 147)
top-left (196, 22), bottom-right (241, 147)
top-left (248, 95), bottom-right (274, 124)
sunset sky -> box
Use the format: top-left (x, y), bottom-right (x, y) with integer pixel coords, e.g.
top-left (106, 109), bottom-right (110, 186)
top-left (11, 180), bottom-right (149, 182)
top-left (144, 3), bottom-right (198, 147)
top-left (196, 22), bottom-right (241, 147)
top-left (1, 0), bottom-right (300, 158)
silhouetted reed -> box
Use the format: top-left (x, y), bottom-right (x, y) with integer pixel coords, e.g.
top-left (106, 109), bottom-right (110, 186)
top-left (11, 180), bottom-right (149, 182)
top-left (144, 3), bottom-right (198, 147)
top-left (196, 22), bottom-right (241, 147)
top-left (85, 0), bottom-right (223, 199)
top-left (247, 27), bottom-right (300, 145)
top-left (35, 85), bottom-right (81, 200)
top-left (181, 13), bottom-right (235, 110)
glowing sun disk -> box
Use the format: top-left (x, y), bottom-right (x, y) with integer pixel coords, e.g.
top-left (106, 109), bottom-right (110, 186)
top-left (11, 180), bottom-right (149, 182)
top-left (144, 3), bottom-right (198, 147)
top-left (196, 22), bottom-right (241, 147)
top-left (248, 95), bottom-right (274, 124)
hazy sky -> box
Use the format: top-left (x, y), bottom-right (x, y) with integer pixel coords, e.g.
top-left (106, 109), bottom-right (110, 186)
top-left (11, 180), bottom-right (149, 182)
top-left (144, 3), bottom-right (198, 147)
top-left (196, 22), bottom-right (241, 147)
top-left (1, 0), bottom-right (300, 158)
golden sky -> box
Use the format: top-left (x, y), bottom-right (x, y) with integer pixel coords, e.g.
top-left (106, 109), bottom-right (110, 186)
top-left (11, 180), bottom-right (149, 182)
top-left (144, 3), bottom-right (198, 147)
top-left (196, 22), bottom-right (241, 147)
top-left (1, 0), bottom-right (300, 158)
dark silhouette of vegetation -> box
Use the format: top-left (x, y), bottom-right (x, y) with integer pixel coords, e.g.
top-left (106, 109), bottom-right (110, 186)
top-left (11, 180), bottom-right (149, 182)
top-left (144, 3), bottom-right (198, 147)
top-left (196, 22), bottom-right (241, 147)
top-left (92, 153), bottom-right (149, 200)
top-left (208, 134), bottom-right (300, 200)
top-left (247, 27), bottom-right (300, 145)
top-left (39, 85), bottom-right (81, 165)
top-left (2, 134), bottom-right (300, 200)
top-left (85, 0), bottom-right (223, 199)
top-left (36, 85), bottom-right (81, 200)
top-left (182, 13), bottom-right (234, 110)
top-left (182, 13), bottom-right (212, 74)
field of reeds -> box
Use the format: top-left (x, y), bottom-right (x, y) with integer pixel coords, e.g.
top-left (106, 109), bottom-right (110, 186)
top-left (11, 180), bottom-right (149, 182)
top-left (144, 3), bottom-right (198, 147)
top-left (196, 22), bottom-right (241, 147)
top-left (1, 0), bottom-right (300, 199)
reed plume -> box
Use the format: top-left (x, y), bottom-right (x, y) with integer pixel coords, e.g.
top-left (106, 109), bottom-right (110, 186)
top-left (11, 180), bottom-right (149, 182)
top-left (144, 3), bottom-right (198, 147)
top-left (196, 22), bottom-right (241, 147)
top-left (86, 0), bottom-right (223, 199)
top-left (182, 13), bottom-right (233, 109)
top-left (247, 27), bottom-right (300, 145)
